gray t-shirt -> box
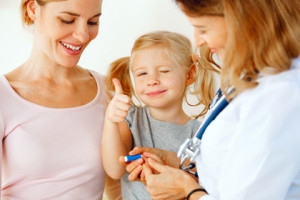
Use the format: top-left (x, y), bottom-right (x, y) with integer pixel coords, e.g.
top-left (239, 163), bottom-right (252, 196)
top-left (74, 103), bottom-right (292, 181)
top-left (121, 106), bottom-right (201, 200)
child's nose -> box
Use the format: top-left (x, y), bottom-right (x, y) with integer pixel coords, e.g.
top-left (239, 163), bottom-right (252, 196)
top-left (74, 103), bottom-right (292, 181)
top-left (147, 74), bottom-right (160, 86)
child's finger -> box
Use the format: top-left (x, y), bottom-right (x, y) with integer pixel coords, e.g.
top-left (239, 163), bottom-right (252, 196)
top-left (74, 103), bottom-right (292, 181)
top-left (125, 158), bottom-right (144, 172)
top-left (119, 156), bottom-right (126, 165)
top-left (112, 78), bottom-right (123, 95)
top-left (114, 99), bottom-right (131, 111)
top-left (127, 165), bottom-right (143, 181)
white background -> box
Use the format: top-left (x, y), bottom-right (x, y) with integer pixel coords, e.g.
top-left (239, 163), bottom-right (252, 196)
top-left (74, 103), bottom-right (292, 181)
top-left (0, 0), bottom-right (194, 75)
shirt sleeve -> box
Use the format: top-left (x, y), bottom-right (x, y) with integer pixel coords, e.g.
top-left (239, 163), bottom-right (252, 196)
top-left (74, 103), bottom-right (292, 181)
top-left (216, 83), bottom-right (300, 200)
top-left (125, 105), bottom-right (136, 129)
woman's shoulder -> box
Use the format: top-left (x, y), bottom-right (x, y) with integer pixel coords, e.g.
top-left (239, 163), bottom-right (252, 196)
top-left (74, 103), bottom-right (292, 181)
top-left (0, 74), bottom-right (15, 102)
top-left (89, 70), bottom-right (105, 82)
top-left (239, 63), bottom-right (300, 105)
top-left (86, 69), bottom-right (108, 104)
top-left (258, 56), bottom-right (300, 89)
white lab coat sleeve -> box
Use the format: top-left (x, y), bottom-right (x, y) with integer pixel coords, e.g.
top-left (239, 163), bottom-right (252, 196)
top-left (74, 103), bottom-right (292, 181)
top-left (215, 82), bottom-right (300, 200)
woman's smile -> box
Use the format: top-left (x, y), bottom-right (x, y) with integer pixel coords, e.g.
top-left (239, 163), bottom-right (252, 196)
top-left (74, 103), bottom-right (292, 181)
top-left (59, 41), bottom-right (83, 55)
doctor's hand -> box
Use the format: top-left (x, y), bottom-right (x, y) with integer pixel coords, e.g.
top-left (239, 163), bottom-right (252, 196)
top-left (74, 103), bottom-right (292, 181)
top-left (105, 78), bottom-right (131, 123)
top-left (143, 158), bottom-right (202, 200)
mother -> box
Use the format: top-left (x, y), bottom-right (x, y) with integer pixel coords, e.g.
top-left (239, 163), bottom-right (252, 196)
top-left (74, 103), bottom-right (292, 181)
top-left (0, 0), bottom-right (106, 199)
top-left (129, 0), bottom-right (300, 199)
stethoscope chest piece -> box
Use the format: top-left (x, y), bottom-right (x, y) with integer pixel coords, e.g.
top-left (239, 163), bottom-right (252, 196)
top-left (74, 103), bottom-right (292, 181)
top-left (177, 87), bottom-right (234, 177)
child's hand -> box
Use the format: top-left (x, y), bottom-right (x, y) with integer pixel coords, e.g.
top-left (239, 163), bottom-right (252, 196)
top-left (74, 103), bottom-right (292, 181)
top-left (119, 156), bottom-right (145, 183)
top-left (118, 150), bottom-right (165, 184)
top-left (130, 147), bottom-right (180, 168)
top-left (106, 78), bottom-right (131, 123)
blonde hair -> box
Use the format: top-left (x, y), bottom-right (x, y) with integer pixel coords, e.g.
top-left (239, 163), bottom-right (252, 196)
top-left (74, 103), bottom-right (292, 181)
top-left (105, 57), bottom-right (134, 101)
top-left (106, 31), bottom-right (217, 118)
top-left (175, 0), bottom-right (224, 17)
top-left (176, 0), bottom-right (300, 97)
top-left (222, 0), bottom-right (300, 96)
top-left (20, 0), bottom-right (66, 27)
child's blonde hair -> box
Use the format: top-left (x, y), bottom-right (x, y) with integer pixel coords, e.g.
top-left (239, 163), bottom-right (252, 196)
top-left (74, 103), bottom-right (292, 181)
top-left (105, 57), bottom-right (134, 101)
top-left (106, 31), bottom-right (218, 118)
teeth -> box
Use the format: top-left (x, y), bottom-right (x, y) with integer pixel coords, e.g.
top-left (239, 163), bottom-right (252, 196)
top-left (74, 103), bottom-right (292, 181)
top-left (60, 41), bottom-right (81, 51)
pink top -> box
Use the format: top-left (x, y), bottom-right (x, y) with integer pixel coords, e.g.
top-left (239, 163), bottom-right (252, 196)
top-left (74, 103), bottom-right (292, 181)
top-left (0, 70), bottom-right (106, 200)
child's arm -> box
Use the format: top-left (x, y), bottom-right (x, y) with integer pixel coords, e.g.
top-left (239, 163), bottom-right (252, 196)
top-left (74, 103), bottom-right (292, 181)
top-left (102, 79), bottom-right (132, 180)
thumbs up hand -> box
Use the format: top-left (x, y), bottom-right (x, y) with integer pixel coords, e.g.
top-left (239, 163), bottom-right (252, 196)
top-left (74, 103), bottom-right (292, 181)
top-left (106, 78), bottom-right (131, 123)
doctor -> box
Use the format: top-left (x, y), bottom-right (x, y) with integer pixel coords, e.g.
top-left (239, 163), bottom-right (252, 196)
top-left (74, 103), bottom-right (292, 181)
top-left (126, 0), bottom-right (300, 200)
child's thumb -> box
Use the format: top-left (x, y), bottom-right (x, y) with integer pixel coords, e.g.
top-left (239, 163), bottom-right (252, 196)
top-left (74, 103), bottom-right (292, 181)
top-left (112, 78), bottom-right (123, 95)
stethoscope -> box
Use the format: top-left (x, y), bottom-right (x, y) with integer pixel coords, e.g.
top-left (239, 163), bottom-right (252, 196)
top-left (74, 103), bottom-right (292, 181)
top-left (177, 87), bottom-right (234, 177)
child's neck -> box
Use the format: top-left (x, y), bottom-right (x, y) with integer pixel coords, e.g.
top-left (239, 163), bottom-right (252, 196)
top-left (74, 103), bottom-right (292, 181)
top-left (149, 106), bottom-right (191, 125)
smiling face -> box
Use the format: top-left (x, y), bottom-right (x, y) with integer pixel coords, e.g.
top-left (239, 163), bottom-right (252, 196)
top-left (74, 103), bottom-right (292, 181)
top-left (186, 15), bottom-right (227, 61)
top-left (28, 0), bottom-right (102, 67)
top-left (130, 46), bottom-right (190, 109)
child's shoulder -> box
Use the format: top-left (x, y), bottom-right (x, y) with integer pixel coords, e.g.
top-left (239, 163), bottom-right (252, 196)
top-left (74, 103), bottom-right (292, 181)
top-left (125, 105), bottom-right (148, 124)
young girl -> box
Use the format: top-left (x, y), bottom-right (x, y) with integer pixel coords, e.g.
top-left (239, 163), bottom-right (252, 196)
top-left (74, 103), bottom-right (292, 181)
top-left (101, 31), bottom-right (216, 200)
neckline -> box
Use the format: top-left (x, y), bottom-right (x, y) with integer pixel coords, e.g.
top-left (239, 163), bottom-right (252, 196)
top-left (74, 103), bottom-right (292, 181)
top-left (1, 70), bottom-right (101, 112)
top-left (145, 107), bottom-right (196, 126)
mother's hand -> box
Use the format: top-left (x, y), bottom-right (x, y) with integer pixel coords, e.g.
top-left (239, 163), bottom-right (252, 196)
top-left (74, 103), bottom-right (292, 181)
top-left (143, 158), bottom-right (201, 200)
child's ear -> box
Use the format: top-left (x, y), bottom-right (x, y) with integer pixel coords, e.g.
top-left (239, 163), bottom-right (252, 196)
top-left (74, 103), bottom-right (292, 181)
top-left (186, 64), bottom-right (197, 86)
top-left (27, 0), bottom-right (38, 22)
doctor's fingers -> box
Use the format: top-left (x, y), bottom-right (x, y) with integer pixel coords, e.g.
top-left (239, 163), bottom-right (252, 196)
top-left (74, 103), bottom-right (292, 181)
top-left (144, 153), bottom-right (164, 166)
top-left (145, 172), bottom-right (185, 200)
top-left (143, 166), bottom-right (171, 199)
top-left (130, 147), bottom-right (165, 160)
top-left (129, 146), bottom-right (152, 155)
